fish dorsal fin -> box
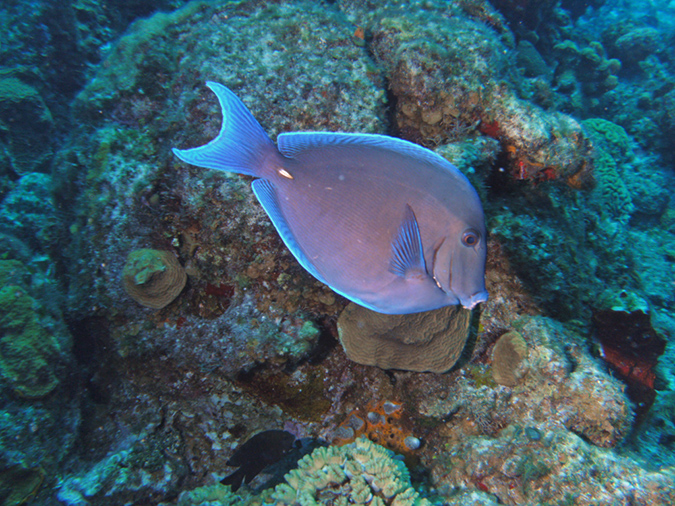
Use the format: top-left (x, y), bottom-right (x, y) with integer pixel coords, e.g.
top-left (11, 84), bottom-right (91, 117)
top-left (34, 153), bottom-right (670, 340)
top-left (277, 132), bottom-right (461, 173)
top-left (389, 204), bottom-right (427, 279)
top-left (251, 179), bottom-right (328, 286)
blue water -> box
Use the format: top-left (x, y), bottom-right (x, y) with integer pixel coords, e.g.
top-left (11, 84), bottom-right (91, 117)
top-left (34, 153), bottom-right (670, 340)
top-left (0, 0), bottom-right (673, 504)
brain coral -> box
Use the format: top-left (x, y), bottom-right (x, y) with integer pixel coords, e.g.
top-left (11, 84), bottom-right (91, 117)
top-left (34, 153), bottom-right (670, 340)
top-left (122, 248), bottom-right (187, 309)
top-left (272, 437), bottom-right (430, 506)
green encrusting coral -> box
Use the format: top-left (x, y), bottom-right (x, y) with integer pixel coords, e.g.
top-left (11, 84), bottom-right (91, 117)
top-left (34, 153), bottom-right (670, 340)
top-left (583, 118), bottom-right (634, 224)
top-left (174, 438), bottom-right (430, 506)
top-left (0, 283), bottom-right (59, 398)
top-left (591, 147), bottom-right (634, 223)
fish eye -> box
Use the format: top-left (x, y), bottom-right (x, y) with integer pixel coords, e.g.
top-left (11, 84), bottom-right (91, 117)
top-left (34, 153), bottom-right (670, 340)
top-left (462, 229), bottom-right (480, 247)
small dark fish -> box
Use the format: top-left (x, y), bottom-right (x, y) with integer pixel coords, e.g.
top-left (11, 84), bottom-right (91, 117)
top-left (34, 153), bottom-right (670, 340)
top-left (173, 83), bottom-right (488, 314)
top-left (220, 429), bottom-right (296, 492)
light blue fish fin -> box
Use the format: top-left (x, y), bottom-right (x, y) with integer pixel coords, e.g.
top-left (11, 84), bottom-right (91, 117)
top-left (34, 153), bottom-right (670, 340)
top-left (389, 204), bottom-right (427, 278)
top-left (173, 82), bottom-right (276, 177)
top-left (251, 179), bottom-right (328, 285)
top-left (278, 132), bottom-right (463, 176)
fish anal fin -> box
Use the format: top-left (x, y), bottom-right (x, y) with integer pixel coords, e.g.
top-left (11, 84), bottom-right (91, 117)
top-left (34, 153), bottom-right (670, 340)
top-left (251, 179), bottom-right (328, 286)
top-left (389, 204), bottom-right (428, 279)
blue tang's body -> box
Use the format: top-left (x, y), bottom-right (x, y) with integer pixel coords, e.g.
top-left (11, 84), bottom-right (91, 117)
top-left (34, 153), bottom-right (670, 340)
top-left (173, 82), bottom-right (488, 314)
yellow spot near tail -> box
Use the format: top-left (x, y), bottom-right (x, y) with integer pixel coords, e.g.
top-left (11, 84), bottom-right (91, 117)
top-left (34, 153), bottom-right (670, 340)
top-left (278, 168), bottom-right (294, 179)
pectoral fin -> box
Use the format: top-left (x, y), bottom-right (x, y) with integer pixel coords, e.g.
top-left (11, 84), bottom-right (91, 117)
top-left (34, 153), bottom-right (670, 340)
top-left (389, 205), bottom-right (427, 279)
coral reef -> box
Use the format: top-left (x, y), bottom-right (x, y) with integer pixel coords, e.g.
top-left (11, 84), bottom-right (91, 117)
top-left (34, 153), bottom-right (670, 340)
top-left (172, 438), bottom-right (429, 506)
top-left (552, 40), bottom-right (621, 97)
top-left (8, 0), bottom-right (673, 504)
top-left (631, 390), bottom-right (675, 468)
top-left (604, 23), bottom-right (660, 68)
top-left (0, 243), bottom-right (79, 505)
top-left (364, 1), bottom-right (593, 184)
top-left (172, 482), bottom-right (241, 506)
top-left (337, 302), bottom-right (473, 373)
top-left (0, 252), bottom-right (73, 402)
top-left (122, 248), bottom-right (187, 309)
top-left (583, 117), bottom-right (668, 218)
top-left (415, 316), bottom-right (632, 448)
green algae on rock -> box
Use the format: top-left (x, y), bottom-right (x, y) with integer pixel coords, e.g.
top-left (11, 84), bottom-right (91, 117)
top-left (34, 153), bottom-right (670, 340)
top-left (122, 248), bottom-right (187, 309)
top-left (0, 284), bottom-right (60, 398)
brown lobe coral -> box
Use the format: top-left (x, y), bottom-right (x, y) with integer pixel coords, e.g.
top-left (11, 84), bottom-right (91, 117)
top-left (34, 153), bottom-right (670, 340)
top-left (337, 302), bottom-right (472, 373)
top-left (491, 330), bottom-right (529, 387)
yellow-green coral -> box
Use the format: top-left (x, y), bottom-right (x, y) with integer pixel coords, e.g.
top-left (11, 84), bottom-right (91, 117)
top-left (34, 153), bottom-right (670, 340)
top-left (271, 438), bottom-right (430, 506)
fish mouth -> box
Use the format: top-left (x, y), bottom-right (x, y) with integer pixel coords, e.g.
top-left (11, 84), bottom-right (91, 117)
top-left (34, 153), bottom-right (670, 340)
top-left (460, 290), bottom-right (489, 310)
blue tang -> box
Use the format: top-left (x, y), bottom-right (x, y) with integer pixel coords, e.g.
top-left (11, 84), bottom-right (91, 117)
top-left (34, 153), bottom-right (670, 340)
top-left (173, 82), bottom-right (488, 314)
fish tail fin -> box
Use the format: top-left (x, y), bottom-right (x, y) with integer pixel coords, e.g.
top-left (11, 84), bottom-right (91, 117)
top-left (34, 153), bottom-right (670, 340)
top-left (220, 468), bottom-right (246, 492)
top-left (173, 82), bottom-right (277, 177)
